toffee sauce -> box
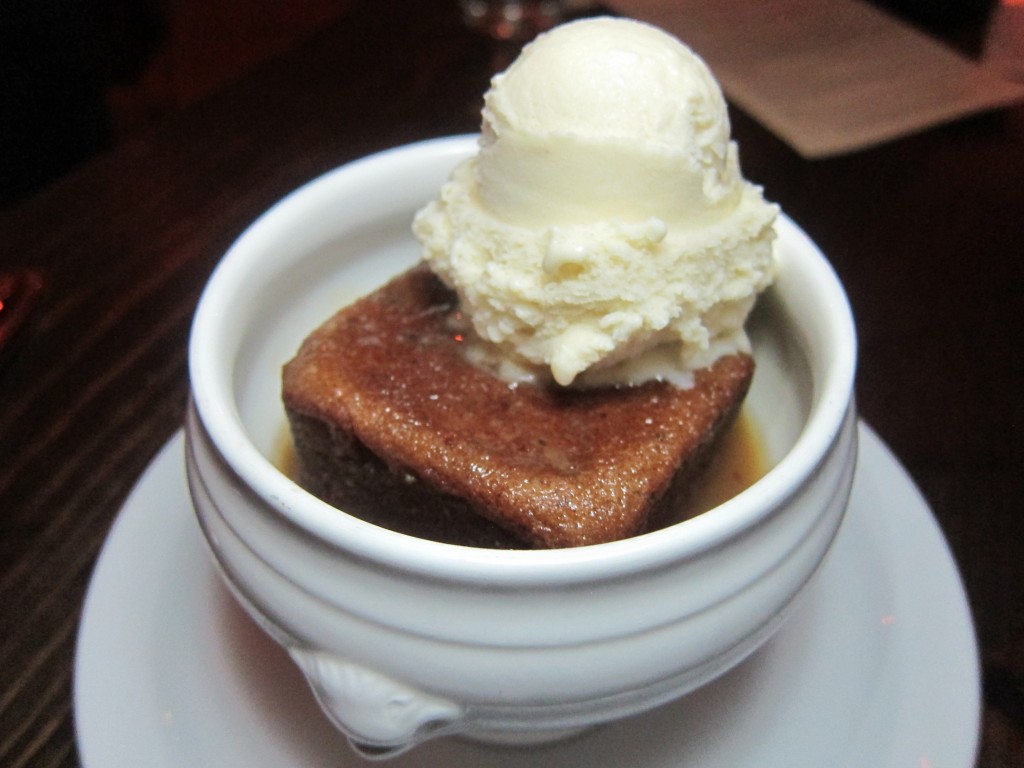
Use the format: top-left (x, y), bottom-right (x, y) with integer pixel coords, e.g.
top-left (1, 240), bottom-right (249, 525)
top-left (275, 407), bottom-right (768, 543)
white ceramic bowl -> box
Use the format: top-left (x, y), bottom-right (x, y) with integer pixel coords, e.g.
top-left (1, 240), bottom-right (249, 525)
top-left (185, 135), bottom-right (858, 759)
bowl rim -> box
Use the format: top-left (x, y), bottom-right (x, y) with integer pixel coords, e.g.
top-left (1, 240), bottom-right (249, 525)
top-left (188, 134), bottom-right (857, 586)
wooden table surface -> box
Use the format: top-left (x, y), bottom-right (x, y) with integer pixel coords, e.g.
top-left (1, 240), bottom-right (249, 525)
top-left (2, 1), bottom-right (1021, 765)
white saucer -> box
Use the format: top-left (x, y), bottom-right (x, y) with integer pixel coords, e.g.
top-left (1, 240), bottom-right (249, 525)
top-left (74, 422), bottom-right (979, 768)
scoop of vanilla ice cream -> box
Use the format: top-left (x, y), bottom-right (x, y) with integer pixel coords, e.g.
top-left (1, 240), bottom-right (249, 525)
top-left (413, 17), bottom-right (778, 387)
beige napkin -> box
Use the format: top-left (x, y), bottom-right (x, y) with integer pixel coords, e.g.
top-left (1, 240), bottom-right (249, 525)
top-left (608, 0), bottom-right (1024, 158)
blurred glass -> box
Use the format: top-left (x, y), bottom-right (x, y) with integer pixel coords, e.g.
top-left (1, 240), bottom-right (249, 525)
top-left (459, 0), bottom-right (566, 41)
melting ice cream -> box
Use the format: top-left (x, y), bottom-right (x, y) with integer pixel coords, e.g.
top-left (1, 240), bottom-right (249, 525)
top-left (414, 17), bottom-right (778, 387)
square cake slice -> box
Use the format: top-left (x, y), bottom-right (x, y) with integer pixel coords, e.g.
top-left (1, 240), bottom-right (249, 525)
top-left (283, 265), bottom-right (754, 549)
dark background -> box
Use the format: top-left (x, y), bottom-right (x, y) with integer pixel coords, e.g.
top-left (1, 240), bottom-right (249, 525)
top-left (0, 0), bottom-right (1000, 206)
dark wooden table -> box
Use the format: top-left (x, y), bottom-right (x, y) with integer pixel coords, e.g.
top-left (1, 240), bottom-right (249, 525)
top-left (2, 1), bottom-right (1021, 765)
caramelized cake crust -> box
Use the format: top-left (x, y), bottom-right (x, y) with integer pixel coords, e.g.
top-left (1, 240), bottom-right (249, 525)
top-left (283, 265), bottom-right (754, 548)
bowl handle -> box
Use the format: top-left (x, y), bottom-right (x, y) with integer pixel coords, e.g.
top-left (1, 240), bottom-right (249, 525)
top-left (288, 647), bottom-right (463, 758)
